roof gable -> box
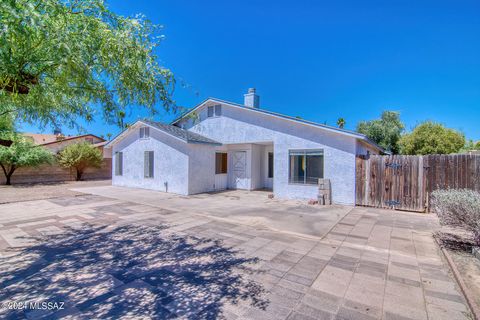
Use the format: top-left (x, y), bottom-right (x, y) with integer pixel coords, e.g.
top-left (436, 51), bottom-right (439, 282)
top-left (171, 98), bottom-right (384, 152)
top-left (105, 120), bottom-right (221, 147)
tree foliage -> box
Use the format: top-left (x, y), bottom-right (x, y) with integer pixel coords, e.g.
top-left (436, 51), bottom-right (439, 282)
top-left (462, 140), bottom-right (480, 152)
top-left (0, 0), bottom-right (174, 129)
top-left (0, 115), bottom-right (14, 133)
top-left (356, 111), bottom-right (404, 154)
top-left (336, 117), bottom-right (346, 129)
top-left (399, 121), bottom-right (465, 155)
top-left (0, 135), bottom-right (53, 185)
top-left (57, 142), bottom-right (103, 181)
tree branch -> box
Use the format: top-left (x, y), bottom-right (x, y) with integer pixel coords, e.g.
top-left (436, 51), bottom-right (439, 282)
top-left (0, 108), bottom-right (18, 117)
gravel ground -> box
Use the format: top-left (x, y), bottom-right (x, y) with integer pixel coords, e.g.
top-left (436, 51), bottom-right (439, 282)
top-left (0, 180), bottom-right (111, 204)
top-left (449, 249), bottom-right (480, 309)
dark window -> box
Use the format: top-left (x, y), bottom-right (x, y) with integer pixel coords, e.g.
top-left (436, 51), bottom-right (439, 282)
top-left (207, 106), bottom-right (214, 117)
top-left (85, 137), bottom-right (94, 144)
top-left (214, 105), bottom-right (222, 116)
top-left (115, 152), bottom-right (123, 176)
top-left (268, 152), bottom-right (274, 178)
top-left (144, 151), bottom-right (154, 178)
top-left (140, 127), bottom-right (150, 139)
top-left (215, 153), bottom-right (228, 174)
top-left (288, 150), bottom-right (324, 184)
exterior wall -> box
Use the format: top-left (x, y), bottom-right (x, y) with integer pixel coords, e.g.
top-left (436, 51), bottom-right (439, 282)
top-left (263, 145), bottom-right (274, 189)
top-left (100, 145), bottom-right (113, 158)
top-left (356, 141), bottom-right (380, 156)
top-left (180, 103), bottom-right (358, 204)
top-left (214, 145), bottom-right (228, 191)
top-left (188, 144), bottom-right (216, 194)
top-left (111, 127), bottom-right (189, 195)
top-left (250, 144), bottom-right (263, 190)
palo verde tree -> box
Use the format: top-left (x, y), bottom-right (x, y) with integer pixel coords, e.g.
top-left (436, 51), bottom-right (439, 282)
top-left (0, 0), bottom-right (175, 129)
top-left (57, 142), bottom-right (103, 181)
top-left (0, 135), bottom-right (54, 185)
top-left (357, 111), bottom-right (404, 154)
top-left (399, 121), bottom-right (465, 155)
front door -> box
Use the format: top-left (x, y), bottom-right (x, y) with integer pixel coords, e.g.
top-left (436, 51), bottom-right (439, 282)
top-left (232, 151), bottom-right (247, 189)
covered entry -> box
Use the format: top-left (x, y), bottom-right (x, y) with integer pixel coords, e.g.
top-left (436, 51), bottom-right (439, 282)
top-left (214, 143), bottom-right (274, 191)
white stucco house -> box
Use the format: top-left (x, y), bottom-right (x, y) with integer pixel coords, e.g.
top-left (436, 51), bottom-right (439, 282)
top-left (106, 89), bottom-right (383, 205)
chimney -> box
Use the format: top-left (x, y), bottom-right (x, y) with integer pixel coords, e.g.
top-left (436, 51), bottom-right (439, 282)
top-left (244, 88), bottom-right (260, 108)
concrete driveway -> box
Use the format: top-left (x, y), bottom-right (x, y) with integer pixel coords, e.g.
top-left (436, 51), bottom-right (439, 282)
top-left (0, 186), bottom-right (471, 319)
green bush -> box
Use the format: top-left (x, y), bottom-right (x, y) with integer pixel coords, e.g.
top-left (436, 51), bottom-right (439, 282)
top-left (431, 189), bottom-right (480, 246)
top-left (57, 142), bottom-right (103, 181)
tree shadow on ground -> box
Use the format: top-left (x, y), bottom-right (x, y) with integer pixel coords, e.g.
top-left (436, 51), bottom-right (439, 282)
top-left (0, 223), bottom-right (268, 319)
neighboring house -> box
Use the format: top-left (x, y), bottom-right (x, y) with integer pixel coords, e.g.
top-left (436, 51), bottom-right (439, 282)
top-left (24, 133), bottom-right (111, 158)
top-left (106, 89), bottom-right (383, 205)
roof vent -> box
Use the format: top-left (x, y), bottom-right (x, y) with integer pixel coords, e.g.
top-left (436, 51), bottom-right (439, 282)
top-left (244, 88), bottom-right (260, 108)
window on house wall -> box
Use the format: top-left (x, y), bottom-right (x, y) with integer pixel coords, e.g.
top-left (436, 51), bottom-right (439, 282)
top-left (115, 152), bottom-right (123, 176)
top-left (207, 105), bottom-right (222, 118)
top-left (214, 105), bottom-right (222, 116)
top-left (207, 106), bottom-right (214, 118)
top-left (140, 127), bottom-right (150, 139)
top-left (268, 152), bottom-right (274, 178)
top-left (144, 151), bottom-right (154, 178)
top-left (288, 149), bottom-right (324, 184)
top-left (85, 137), bottom-right (94, 144)
top-left (215, 153), bottom-right (228, 174)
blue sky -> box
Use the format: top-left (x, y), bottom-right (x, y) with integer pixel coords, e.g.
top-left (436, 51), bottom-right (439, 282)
top-left (21, 0), bottom-right (480, 140)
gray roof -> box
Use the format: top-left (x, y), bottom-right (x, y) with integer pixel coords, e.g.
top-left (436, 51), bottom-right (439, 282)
top-left (141, 120), bottom-right (221, 145)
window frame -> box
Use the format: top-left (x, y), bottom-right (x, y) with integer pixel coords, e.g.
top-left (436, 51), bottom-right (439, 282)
top-left (139, 126), bottom-right (150, 139)
top-left (144, 151), bottom-right (154, 178)
top-left (115, 152), bottom-right (123, 176)
top-left (207, 106), bottom-right (214, 118)
top-left (214, 105), bottom-right (222, 117)
top-left (288, 149), bottom-right (324, 185)
top-left (215, 152), bottom-right (228, 174)
top-left (207, 105), bottom-right (222, 118)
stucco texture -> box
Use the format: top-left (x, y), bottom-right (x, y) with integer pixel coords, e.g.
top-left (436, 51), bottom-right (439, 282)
top-left (112, 127), bottom-right (190, 195)
top-left (180, 103), bottom-right (358, 205)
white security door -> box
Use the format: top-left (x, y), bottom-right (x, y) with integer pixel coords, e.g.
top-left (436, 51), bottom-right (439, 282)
top-left (232, 151), bottom-right (248, 189)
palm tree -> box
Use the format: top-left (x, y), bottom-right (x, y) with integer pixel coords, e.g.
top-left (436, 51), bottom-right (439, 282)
top-left (337, 117), bottom-right (346, 129)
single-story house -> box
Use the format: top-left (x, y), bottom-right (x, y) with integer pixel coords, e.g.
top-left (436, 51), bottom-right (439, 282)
top-left (106, 89), bottom-right (383, 205)
top-left (24, 132), bottom-right (111, 158)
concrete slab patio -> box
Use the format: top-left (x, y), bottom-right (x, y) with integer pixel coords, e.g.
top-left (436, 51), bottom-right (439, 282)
top-left (70, 186), bottom-right (353, 239)
top-left (0, 186), bottom-right (472, 319)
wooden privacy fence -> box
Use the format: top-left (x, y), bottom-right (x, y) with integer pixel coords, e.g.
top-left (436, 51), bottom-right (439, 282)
top-left (356, 154), bottom-right (480, 212)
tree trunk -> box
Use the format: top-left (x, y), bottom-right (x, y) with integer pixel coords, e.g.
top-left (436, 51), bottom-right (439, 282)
top-left (5, 174), bottom-right (12, 185)
top-left (76, 169), bottom-right (83, 181)
top-left (1, 164), bottom-right (15, 185)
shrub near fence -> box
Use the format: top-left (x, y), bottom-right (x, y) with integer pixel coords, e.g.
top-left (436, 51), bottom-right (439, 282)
top-left (0, 159), bottom-right (111, 185)
top-left (356, 154), bottom-right (480, 212)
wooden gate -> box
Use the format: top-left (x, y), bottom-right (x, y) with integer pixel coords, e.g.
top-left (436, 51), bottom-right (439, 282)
top-left (356, 154), bottom-right (480, 212)
top-left (356, 155), bottom-right (426, 212)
